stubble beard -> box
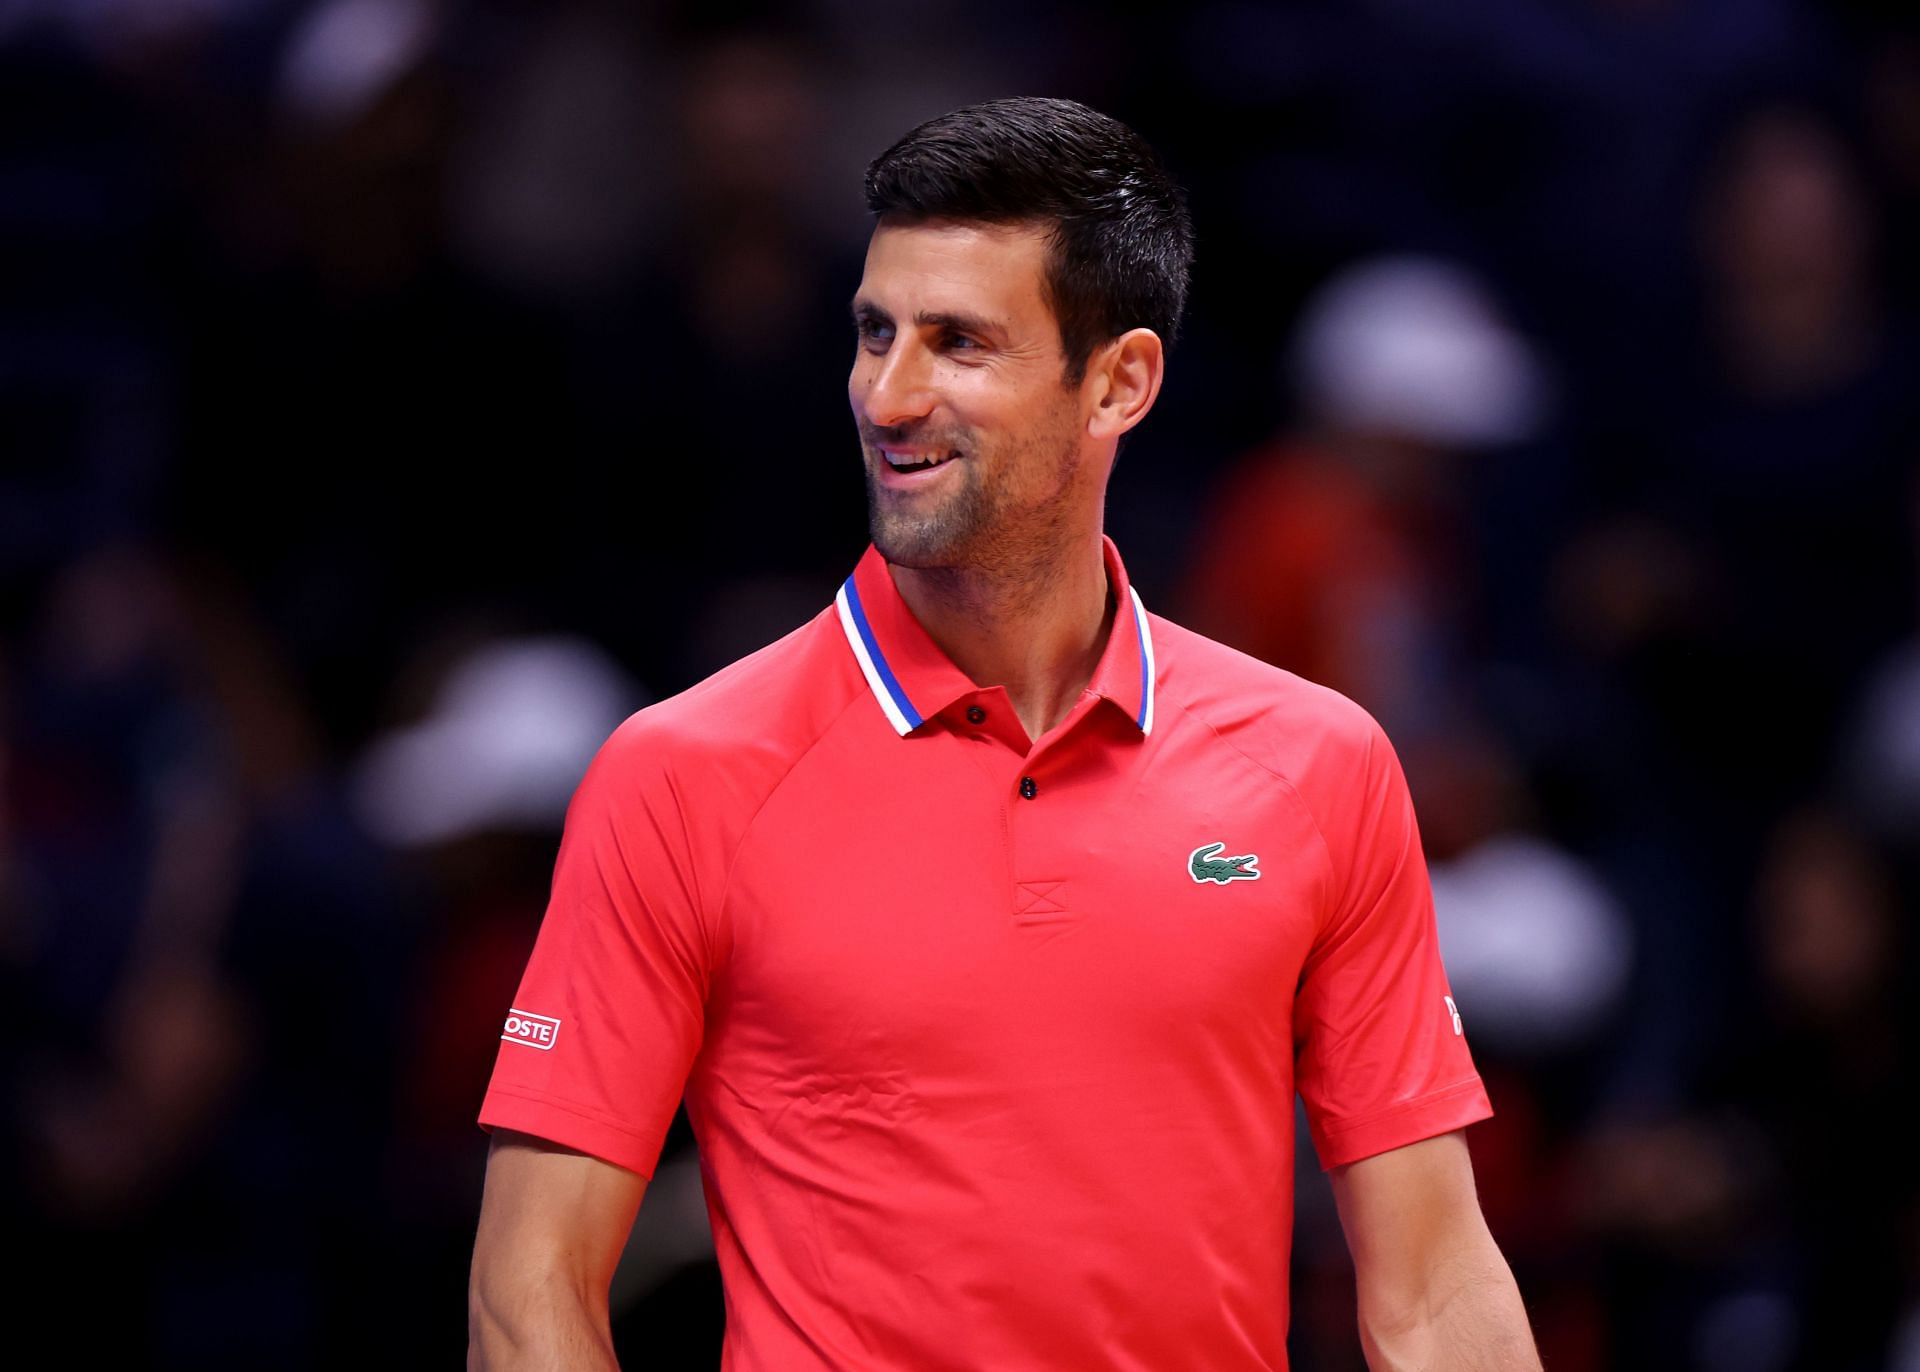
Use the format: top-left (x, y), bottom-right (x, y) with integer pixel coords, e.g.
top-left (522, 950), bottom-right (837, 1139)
top-left (864, 449), bottom-right (991, 569)
top-left (863, 422), bottom-right (1084, 611)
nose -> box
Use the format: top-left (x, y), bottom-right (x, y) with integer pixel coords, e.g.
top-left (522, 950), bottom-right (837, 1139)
top-left (853, 334), bottom-right (936, 430)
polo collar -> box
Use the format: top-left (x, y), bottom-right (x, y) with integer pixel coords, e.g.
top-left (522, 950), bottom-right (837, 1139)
top-left (834, 533), bottom-right (1158, 738)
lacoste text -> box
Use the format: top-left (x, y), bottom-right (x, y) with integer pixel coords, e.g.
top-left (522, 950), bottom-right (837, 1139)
top-left (502, 1009), bottom-right (562, 1050)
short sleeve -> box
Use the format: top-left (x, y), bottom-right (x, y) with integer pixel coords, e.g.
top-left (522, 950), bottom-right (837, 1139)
top-left (1293, 713), bottom-right (1492, 1170)
top-left (476, 718), bottom-right (715, 1178)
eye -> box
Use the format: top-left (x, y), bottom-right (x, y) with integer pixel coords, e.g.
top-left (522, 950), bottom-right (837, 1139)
top-left (943, 330), bottom-right (980, 351)
top-left (855, 317), bottom-right (893, 349)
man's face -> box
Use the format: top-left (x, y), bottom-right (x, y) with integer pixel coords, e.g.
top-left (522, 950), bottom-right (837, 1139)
top-left (849, 218), bottom-right (1095, 571)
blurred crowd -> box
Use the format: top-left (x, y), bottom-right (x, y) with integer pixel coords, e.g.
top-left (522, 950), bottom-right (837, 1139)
top-left (3, 0), bottom-right (1918, 1368)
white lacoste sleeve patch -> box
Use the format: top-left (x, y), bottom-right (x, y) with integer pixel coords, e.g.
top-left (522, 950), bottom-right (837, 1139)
top-left (501, 1008), bottom-right (563, 1050)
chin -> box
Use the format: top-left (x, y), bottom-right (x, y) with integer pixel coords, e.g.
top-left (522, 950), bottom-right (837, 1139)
top-left (865, 497), bottom-right (951, 569)
top-left (869, 515), bottom-right (976, 569)
top-left (870, 527), bottom-right (952, 568)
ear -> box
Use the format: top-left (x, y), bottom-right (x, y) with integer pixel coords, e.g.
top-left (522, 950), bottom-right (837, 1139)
top-left (1084, 328), bottom-right (1166, 441)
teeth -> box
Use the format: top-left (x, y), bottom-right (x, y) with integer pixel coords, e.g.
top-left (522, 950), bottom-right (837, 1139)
top-left (885, 450), bottom-right (956, 469)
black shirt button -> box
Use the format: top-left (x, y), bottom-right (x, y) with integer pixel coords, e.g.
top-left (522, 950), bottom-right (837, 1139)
top-left (966, 705), bottom-right (986, 724)
top-left (1019, 776), bottom-right (1037, 799)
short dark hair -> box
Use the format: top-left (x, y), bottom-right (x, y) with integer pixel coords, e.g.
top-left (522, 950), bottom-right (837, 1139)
top-left (864, 96), bottom-right (1193, 386)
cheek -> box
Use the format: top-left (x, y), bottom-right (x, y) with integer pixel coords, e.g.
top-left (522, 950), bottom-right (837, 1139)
top-left (1026, 392), bottom-right (1086, 458)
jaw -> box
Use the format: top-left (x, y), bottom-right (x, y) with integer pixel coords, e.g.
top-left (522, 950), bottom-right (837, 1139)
top-left (866, 460), bottom-right (987, 567)
top-left (861, 416), bottom-right (1096, 570)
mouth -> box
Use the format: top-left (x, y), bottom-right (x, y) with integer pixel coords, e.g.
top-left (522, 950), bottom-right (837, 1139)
top-left (880, 447), bottom-right (962, 473)
top-left (875, 447), bottom-right (964, 485)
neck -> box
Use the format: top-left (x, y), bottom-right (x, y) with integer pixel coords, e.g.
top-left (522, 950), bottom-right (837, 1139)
top-left (889, 528), bottom-right (1115, 744)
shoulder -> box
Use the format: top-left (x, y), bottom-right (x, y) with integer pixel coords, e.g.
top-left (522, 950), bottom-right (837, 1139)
top-left (586, 603), bottom-right (865, 809)
top-left (1148, 613), bottom-right (1391, 815)
top-left (1152, 614), bottom-right (1384, 765)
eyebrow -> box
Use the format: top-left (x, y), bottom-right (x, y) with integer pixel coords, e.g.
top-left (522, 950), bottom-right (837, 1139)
top-left (850, 300), bottom-right (1008, 342)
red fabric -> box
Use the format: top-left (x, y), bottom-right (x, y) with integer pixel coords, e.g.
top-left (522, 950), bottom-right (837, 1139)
top-left (479, 533), bottom-right (1490, 1371)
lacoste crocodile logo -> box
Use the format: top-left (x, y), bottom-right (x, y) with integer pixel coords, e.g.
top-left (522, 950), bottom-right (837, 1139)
top-left (1189, 841), bottom-right (1261, 884)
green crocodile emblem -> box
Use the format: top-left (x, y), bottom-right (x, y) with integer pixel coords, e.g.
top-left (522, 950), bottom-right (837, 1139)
top-left (1189, 841), bottom-right (1261, 884)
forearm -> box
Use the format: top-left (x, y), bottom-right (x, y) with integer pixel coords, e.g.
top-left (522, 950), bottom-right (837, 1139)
top-left (469, 1268), bottom-right (621, 1372)
top-left (1357, 1236), bottom-right (1541, 1372)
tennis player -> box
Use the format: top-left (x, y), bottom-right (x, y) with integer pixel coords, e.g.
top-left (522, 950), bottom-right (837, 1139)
top-left (469, 96), bottom-right (1541, 1371)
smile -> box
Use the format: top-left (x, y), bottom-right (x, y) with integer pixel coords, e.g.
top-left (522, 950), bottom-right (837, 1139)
top-left (880, 448), bottom-right (963, 473)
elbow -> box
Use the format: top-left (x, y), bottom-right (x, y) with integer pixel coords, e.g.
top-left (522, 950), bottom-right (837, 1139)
top-left (467, 1275), bottom-right (506, 1372)
top-left (467, 1257), bottom-right (527, 1372)
top-left (1356, 1250), bottom-right (1541, 1372)
top-left (1354, 1286), bottom-right (1440, 1372)
top-left (468, 1255), bottom-right (612, 1371)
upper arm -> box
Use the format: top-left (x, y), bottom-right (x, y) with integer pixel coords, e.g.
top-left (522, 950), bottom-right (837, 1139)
top-left (471, 1127), bottom-right (649, 1302)
top-left (1328, 1129), bottom-right (1496, 1315)
top-left (1292, 708), bottom-right (1492, 1169)
top-left (476, 720), bottom-right (716, 1178)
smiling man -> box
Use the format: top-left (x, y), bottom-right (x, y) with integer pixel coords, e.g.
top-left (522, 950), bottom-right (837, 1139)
top-left (468, 97), bottom-right (1541, 1371)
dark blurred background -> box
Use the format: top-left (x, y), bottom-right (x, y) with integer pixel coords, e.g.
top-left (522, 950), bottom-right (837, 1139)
top-left (4, 0), bottom-right (1919, 1367)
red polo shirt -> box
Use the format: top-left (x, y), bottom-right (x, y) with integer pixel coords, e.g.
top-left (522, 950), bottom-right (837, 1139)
top-left (478, 533), bottom-right (1491, 1371)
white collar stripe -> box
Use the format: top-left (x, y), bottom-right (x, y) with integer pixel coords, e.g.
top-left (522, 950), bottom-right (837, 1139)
top-left (836, 579), bottom-right (918, 735)
top-left (1130, 585), bottom-right (1156, 737)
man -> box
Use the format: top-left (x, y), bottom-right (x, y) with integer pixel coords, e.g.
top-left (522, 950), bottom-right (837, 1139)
top-left (469, 97), bottom-right (1541, 1371)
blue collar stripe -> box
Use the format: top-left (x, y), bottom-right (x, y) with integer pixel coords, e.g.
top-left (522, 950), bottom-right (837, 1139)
top-left (839, 574), bottom-right (923, 732)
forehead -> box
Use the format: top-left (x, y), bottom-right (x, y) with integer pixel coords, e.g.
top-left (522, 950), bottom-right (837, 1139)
top-left (856, 218), bottom-right (1054, 328)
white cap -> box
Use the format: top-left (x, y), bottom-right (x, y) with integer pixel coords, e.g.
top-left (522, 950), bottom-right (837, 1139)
top-left (1290, 255), bottom-right (1551, 448)
top-left (1841, 642), bottom-right (1920, 838)
top-left (1429, 832), bottom-right (1633, 1055)
top-left (277, 0), bottom-right (437, 130)
top-left (350, 634), bottom-right (646, 848)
